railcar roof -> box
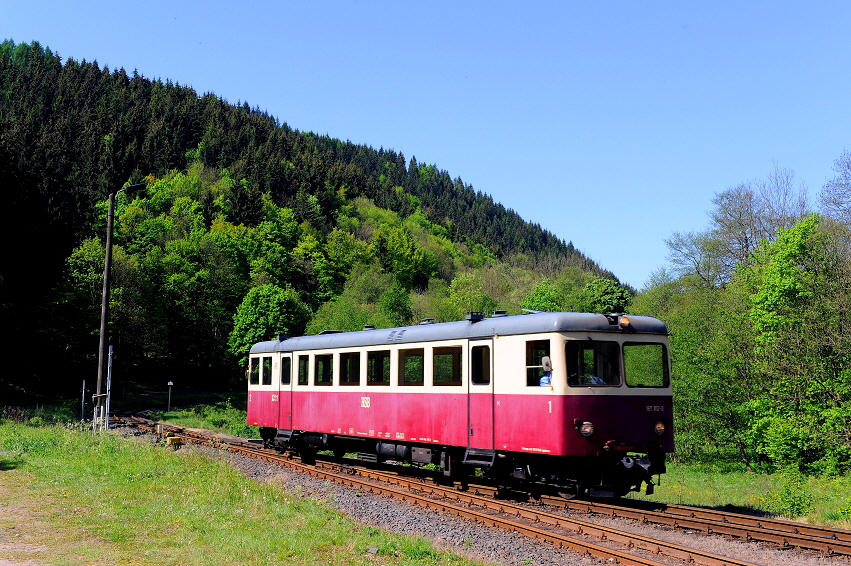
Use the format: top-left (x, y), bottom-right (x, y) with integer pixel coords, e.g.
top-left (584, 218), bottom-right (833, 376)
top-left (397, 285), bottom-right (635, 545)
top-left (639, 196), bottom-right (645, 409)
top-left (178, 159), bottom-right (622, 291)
top-left (250, 312), bottom-right (668, 354)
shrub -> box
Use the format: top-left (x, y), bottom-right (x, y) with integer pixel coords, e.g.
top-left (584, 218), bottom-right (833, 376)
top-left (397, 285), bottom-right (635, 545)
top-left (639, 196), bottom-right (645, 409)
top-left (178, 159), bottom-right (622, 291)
top-left (766, 469), bottom-right (814, 518)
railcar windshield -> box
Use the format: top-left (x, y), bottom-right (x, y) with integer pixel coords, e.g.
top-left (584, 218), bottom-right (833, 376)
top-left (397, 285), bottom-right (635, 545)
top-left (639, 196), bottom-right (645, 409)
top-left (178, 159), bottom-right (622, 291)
top-left (623, 342), bottom-right (670, 387)
top-left (566, 340), bottom-right (620, 386)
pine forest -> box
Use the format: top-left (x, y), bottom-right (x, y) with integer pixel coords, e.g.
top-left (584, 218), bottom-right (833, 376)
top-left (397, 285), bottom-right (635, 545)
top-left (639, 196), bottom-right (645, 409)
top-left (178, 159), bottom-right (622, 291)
top-left (2, 40), bottom-right (851, 475)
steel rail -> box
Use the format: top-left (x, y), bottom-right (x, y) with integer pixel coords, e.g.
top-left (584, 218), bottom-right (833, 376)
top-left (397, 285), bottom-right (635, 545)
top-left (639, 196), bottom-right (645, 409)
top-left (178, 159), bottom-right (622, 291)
top-left (307, 461), bottom-right (753, 566)
top-left (116, 416), bottom-right (851, 557)
top-left (554, 498), bottom-right (851, 556)
top-left (661, 503), bottom-right (851, 544)
top-left (115, 416), bottom-right (753, 565)
top-left (244, 448), bottom-right (673, 566)
top-left (308, 458), bottom-right (851, 558)
top-left (395, 470), bottom-right (851, 556)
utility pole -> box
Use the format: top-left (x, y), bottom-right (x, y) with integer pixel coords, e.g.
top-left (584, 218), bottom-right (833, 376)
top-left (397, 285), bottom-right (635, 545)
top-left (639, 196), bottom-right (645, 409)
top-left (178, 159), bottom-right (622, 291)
top-left (94, 183), bottom-right (145, 431)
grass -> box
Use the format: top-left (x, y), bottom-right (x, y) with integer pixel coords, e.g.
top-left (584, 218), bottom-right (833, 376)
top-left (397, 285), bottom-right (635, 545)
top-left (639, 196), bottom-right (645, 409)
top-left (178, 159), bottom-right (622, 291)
top-left (9, 398), bottom-right (851, 542)
top-left (0, 420), bottom-right (483, 565)
top-left (2, 390), bottom-right (256, 437)
top-left (149, 398), bottom-right (255, 437)
top-left (627, 461), bottom-right (851, 528)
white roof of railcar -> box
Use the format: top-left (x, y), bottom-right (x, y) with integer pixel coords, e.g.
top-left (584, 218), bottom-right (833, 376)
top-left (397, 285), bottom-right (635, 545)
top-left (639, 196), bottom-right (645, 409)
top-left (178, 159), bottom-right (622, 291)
top-left (249, 312), bottom-right (668, 354)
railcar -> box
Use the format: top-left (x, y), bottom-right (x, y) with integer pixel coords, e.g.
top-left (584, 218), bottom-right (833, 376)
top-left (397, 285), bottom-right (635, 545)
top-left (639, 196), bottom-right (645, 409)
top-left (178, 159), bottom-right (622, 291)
top-left (247, 311), bottom-right (673, 498)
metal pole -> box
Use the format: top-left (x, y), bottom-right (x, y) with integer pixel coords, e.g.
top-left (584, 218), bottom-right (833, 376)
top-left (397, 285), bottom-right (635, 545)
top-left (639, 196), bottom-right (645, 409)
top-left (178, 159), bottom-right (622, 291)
top-left (95, 191), bottom-right (116, 425)
top-left (81, 380), bottom-right (86, 421)
top-left (167, 381), bottom-right (173, 413)
top-left (105, 342), bottom-right (113, 430)
top-left (94, 183), bottom-right (144, 430)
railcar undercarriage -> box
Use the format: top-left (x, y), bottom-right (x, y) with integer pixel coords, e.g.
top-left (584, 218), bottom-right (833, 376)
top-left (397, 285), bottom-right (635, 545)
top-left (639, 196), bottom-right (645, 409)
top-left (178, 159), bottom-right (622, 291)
top-left (259, 427), bottom-right (666, 498)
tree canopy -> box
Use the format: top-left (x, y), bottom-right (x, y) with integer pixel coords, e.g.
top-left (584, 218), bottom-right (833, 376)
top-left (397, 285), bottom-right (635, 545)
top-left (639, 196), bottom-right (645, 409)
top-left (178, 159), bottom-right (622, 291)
top-left (0, 40), bottom-right (625, 395)
top-left (635, 166), bottom-right (851, 475)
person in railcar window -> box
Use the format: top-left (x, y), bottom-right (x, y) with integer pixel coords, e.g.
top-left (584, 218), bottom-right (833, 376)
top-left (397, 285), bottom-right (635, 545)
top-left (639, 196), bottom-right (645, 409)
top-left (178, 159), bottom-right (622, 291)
top-left (526, 340), bottom-right (551, 386)
top-left (566, 341), bottom-right (620, 386)
top-left (539, 356), bottom-right (553, 389)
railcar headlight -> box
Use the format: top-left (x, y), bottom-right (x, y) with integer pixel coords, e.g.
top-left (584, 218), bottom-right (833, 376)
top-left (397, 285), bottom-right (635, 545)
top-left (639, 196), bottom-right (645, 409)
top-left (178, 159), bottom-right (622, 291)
top-left (654, 421), bottom-right (666, 436)
top-left (578, 421), bottom-right (595, 437)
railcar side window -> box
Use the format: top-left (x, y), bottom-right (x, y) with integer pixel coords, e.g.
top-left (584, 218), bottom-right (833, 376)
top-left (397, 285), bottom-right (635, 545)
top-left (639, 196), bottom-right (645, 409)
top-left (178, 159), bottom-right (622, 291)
top-left (249, 357), bottom-right (260, 385)
top-left (340, 352), bottom-right (361, 385)
top-left (623, 343), bottom-right (669, 388)
top-left (399, 348), bottom-right (424, 386)
top-left (281, 357), bottom-right (291, 385)
top-left (566, 341), bottom-right (620, 386)
top-left (471, 345), bottom-right (491, 385)
top-left (315, 354), bottom-right (333, 385)
top-left (525, 340), bottom-right (550, 386)
top-left (298, 355), bottom-right (309, 385)
top-left (367, 350), bottom-right (391, 385)
top-left (262, 356), bottom-right (273, 385)
top-left (433, 346), bottom-right (462, 386)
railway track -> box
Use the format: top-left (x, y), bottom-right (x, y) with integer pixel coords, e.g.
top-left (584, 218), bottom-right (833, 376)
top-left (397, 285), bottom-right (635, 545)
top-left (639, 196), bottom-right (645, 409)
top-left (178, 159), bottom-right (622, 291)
top-left (555, 498), bottom-right (851, 556)
top-left (114, 415), bottom-right (850, 565)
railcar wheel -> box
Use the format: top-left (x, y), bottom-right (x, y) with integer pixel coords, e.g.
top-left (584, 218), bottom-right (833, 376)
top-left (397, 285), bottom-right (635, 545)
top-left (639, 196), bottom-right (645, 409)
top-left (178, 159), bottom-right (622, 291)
top-left (259, 427), bottom-right (277, 449)
top-left (300, 447), bottom-right (317, 465)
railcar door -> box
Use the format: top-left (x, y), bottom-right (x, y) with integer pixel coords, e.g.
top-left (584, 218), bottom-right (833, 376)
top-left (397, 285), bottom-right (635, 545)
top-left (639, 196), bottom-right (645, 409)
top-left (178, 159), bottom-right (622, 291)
top-left (467, 339), bottom-right (494, 450)
top-left (248, 354), bottom-right (279, 428)
top-left (277, 354), bottom-right (293, 430)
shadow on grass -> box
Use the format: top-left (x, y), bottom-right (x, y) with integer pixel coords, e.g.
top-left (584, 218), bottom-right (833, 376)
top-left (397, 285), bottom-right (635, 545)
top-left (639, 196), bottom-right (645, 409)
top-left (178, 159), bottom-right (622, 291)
top-left (0, 458), bottom-right (22, 471)
top-left (704, 503), bottom-right (777, 518)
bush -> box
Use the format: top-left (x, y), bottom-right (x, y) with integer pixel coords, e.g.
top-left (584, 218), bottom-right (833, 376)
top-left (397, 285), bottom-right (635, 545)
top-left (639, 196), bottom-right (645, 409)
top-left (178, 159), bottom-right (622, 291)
top-left (835, 498), bottom-right (851, 519)
top-left (766, 469), bottom-right (814, 518)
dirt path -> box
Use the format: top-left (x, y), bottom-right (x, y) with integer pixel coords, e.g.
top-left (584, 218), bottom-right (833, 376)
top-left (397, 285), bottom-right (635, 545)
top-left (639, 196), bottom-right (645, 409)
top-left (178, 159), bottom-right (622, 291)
top-left (0, 481), bottom-right (45, 565)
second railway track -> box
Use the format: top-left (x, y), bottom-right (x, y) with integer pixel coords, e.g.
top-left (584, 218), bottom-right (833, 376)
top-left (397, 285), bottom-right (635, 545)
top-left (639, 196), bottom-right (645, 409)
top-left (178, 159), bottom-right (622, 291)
top-left (116, 414), bottom-right (851, 565)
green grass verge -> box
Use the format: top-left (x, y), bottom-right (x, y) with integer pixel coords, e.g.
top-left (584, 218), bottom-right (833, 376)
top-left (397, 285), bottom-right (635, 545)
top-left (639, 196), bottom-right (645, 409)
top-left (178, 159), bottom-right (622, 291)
top-left (151, 398), bottom-right (255, 437)
top-left (10, 399), bottom-right (851, 535)
top-left (628, 462), bottom-right (851, 527)
top-left (0, 422), bottom-right (482, 565)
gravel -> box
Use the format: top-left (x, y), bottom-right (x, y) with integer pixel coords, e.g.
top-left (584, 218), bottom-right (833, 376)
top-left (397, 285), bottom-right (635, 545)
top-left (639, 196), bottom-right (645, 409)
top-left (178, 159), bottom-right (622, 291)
top-left (118, 427), bottom-right (851, 565)
top-left (196, 444), bottom-right (599, 565)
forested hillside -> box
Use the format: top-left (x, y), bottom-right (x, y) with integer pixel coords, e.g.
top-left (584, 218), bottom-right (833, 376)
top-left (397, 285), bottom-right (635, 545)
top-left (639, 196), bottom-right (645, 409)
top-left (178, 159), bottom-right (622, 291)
top-left (3, 40), bottom-right (850, 477)
top-left (0, 40), bottom-right (622, 395)
top-left (636, 163), bottom-right (851, 475)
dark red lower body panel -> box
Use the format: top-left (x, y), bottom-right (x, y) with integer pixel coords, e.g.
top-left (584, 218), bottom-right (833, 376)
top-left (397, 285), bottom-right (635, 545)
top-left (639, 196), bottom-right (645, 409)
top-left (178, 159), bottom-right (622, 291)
top-left (247, 389), bottom-right (673, 456)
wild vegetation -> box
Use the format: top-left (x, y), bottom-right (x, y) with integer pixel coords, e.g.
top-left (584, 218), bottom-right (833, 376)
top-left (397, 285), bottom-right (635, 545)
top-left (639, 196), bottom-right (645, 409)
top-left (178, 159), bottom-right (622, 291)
top-left (2, 38), bottom-right (851, 481)
top-left (627, 461), bottom-right (851, 524)
top-left (635, 162), bottom-right (851, 475)
top-left (0, 418), bottom-right (478, 564)
top-left (0, 39), bottom-right (620, 396)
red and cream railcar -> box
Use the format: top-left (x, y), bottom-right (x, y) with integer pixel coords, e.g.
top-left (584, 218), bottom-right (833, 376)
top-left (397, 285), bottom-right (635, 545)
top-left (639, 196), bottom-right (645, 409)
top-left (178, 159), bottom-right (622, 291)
top-left (247, 311), bottom-right (672, 497)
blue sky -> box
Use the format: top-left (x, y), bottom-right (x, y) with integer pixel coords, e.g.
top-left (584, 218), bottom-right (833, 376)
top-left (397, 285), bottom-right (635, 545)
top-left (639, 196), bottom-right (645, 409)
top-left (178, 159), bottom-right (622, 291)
top-left (4, 1), bottom-right (850, 289)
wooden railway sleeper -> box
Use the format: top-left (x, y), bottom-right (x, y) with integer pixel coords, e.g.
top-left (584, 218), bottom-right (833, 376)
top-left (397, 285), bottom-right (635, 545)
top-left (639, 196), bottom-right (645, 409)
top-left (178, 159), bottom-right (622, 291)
top-left (117, 416), bottom-right (755, 565)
